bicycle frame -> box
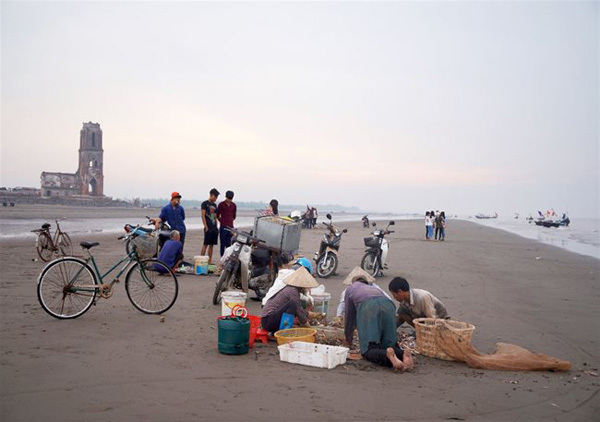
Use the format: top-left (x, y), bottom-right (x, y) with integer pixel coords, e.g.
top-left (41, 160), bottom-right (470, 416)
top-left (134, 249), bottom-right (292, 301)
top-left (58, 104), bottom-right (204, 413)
top-left (68, 249), bottom-right (149, 294)
top-left (52, 220), bottom-right (64, 246)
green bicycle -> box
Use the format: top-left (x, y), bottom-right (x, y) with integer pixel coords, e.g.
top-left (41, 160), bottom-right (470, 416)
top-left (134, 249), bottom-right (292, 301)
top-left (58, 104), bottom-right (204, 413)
top-left (37, 238), bottom-right (178, 319)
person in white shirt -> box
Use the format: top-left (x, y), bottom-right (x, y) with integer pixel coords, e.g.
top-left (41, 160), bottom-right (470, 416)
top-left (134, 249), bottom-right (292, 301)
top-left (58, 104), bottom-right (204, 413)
top-left (388, 276), bottom-right (449, 327)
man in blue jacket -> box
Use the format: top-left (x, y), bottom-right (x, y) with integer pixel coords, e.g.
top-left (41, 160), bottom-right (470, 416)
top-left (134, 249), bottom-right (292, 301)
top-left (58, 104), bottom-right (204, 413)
top-left (153, 192), bottom-right (187, 247)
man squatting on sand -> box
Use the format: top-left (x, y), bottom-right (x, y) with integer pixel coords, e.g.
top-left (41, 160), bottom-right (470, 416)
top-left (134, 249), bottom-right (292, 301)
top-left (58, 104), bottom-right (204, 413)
top-left (343, 268), bottom-right (414, 372)
top-left (388, 277), bottom-right (449, 327)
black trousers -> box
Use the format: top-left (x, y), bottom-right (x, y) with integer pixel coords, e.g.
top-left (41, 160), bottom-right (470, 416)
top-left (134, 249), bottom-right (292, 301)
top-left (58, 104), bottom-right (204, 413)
top-left (363, 342), bottom-right (404, 368)
top-left (261, 300), bottom-right (298, 333)
top-left (435, 227), bottom-right (441, 240)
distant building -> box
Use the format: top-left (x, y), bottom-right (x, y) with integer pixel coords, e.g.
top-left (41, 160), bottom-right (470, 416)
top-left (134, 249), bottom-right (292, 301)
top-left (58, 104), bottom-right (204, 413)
top-left (41, 122), bottom-right (104, 197)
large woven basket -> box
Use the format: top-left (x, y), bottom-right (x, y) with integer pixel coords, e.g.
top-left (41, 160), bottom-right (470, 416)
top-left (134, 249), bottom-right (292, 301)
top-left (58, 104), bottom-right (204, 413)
top-left (414, 318), bottom-right (475, 361)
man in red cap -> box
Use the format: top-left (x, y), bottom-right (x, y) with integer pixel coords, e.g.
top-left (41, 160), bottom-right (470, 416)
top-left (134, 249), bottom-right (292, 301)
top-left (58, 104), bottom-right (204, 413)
top-left (153, 192), bottom-right (187, 248)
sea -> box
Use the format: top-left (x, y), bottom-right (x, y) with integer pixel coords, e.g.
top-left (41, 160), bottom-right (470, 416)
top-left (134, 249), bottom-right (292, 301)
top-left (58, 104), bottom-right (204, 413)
top-left (0, 213), bottom-right (410, 240)
top-left (2, 212), bottom-right (598, 260)
top-left (468, 216), bottom-right (600, 260)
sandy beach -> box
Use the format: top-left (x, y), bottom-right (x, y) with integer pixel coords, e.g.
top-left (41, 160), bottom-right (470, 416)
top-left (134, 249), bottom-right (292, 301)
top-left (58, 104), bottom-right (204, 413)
top-left (1, 211), bottom-right (599, 421)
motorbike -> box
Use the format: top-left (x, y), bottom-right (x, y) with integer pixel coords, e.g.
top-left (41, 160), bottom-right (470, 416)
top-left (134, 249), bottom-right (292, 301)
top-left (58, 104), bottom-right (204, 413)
top-left (360, 220), bottom-right (395, 277)
top-left (213, 228), bottom-right (289, 305)
top-left (313, 213), bottom-right (347, 278)
top-left (362, 215), bottom-right (370, 228)
top-left (122, 216), bottom-right (171, 257)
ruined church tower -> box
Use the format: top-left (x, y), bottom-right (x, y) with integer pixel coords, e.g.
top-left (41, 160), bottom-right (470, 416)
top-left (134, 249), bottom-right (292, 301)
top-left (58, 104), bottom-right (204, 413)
top-left (77, 122), bottom-right (104, 196)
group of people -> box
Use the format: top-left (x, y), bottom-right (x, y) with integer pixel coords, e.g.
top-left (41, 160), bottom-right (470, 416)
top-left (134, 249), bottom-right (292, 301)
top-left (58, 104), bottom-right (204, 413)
top-left (150, 191), bottom-right (282, 273)
top-left (260, 261), bottom-right (449, 373)
top-left (425, 210), bottom-right (446, 241)
top-left (303, 206), bottom-right (318, 228)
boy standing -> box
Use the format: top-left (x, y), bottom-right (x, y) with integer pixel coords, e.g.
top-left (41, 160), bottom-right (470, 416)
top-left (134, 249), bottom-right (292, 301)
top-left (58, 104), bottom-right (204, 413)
top-left (201, 188), bottom-right (220, 265)
top-left (217, 190), bottom-right (237, 257)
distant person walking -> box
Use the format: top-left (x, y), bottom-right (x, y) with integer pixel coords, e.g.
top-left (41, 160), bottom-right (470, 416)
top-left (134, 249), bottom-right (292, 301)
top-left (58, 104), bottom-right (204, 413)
top-left (428, 210), bottom-right (435, 240)
top-left (306, 206), bottom-right (313, 228)
top-left (312, 207), bottom-right (318, 227)
top-left (425, 211), bottom-right (432, 240)
top-left (154, 192), bottom-right (186, 248)
top-left (435, 212), bottom-right (444, 240)
top-left (217, 190), bottom-right (237, 257)
top-left (439, 211), bottom-right (446, 241)
top-left (201, 188), bottom-right (220, 265)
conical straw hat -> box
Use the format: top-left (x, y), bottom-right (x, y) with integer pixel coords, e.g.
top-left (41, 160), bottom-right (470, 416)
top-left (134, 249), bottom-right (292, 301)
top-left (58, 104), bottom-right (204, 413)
top-left (283, 267), bottom-right (319, 289)
top-left (343, 267), bottom-right (376, 285)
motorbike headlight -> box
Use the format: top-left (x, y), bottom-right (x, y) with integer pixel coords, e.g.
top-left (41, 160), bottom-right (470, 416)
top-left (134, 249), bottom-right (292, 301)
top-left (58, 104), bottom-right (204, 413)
top-left (236, 234), bottom-right (248, 244)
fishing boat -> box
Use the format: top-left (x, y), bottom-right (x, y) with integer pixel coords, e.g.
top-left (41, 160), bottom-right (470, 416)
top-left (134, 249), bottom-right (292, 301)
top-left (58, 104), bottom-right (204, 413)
top-left (475, 212), bottom-right (498, 219)
top-left (532, 210), bottom-right (570, 228)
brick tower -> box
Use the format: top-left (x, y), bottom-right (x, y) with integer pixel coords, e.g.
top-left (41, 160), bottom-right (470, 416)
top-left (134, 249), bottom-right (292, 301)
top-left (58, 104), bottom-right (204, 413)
top-left (77, 122), bottom-right (104, 196)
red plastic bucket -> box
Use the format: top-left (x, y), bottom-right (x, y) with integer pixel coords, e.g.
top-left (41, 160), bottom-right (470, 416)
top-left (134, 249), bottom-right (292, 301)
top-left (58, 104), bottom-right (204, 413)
top-left (248, 315), bottom-right (261, 348)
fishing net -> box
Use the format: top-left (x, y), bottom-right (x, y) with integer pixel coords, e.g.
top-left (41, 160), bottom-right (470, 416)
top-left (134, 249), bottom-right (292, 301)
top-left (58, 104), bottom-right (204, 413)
top-left (434, 319), bottom-right (571, 371)
top-left (131, 235), bottom-right (157, 260)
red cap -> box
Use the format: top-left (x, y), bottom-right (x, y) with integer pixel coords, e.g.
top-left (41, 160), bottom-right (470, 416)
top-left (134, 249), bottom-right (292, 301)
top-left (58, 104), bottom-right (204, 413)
top-left (171, 192), bottom-right (182, 199)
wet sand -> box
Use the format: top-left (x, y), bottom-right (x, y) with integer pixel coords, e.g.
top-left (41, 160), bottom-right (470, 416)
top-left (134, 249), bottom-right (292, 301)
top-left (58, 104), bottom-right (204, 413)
top-left (1, 212), bottom-right (599, 421)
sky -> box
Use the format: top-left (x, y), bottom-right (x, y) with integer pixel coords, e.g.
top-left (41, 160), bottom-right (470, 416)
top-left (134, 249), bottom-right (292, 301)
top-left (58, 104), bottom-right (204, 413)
top-left (1, 1), bottom-right (598, 217)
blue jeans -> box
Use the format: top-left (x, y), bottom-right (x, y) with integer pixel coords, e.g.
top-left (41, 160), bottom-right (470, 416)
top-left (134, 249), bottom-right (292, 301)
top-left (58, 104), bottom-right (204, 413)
top-left (220, 227), bottom-right (233, 256)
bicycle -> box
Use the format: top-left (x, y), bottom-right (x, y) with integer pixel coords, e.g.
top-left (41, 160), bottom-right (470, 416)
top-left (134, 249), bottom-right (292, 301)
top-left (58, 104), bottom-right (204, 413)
top-left (37, 235), bottom-right (178, 319)
top-left (31, 217), bottom-right (73, 262)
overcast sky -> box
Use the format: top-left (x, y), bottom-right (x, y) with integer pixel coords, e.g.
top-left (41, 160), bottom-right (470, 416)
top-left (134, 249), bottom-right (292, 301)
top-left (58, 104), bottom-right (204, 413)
top-left (1, 1), bottom-right (598, 217)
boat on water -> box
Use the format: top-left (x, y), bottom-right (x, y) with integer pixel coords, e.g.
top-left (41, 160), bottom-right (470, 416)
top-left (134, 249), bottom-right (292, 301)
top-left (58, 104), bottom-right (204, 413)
top-left (475, 212), bottom-right (498, 219)
top-left (531, 209), bottom-right (570, 228)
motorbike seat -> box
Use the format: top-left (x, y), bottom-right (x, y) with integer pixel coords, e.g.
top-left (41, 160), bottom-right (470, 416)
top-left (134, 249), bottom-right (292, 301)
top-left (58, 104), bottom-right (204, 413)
top-left (80, 241), bottom-right (100, 250)
top-left (137, 226), bottom-right (153, 233)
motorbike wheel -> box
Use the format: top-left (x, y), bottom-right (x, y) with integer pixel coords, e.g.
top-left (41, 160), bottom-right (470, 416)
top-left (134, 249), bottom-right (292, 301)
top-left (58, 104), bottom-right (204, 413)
top-left (316, 254), bottom-right (338, 278)
top-left (212, 268), bottom-right (232, 305)
top-left (360, 251), bottom-right (380, 277)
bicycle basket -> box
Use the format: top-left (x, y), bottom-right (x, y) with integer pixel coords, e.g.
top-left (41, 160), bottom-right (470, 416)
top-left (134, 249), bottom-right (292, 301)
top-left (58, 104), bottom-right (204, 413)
top-left (364, 237), bottom-right (380, 248)
top-left (131, 235), bottom-right (157, 259)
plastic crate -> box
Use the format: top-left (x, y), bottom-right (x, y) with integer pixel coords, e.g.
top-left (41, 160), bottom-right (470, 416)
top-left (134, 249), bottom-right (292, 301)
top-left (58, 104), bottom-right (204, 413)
top-left (277, 341), bottom-right (349, 369)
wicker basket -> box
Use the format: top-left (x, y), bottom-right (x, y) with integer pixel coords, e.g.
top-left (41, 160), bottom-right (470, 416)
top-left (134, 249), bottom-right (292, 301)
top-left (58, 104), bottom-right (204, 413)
top-left (414, 318), bottom-right (475, 361)
top-left (131, 235), bottom-right (158, 260)
top-left (274, 328), bottom-right (317, 346)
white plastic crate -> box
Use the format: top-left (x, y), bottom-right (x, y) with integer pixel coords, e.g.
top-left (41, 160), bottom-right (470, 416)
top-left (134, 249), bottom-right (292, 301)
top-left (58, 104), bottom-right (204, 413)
top-left (277, 341), bottom-right (349, 369)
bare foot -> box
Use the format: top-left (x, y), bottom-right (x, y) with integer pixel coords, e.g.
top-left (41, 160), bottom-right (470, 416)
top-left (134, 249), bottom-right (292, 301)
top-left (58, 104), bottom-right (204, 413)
top-left (386, 347), bottom-right (405, 371)
top-left (402, 350), bottom-right (414, 371)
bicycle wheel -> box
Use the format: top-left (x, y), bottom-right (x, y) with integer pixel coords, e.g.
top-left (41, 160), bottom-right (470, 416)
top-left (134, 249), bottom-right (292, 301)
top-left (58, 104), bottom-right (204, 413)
top-left (36, 232), bottom-right (54, 262)
top-left (57, 233), bottom-right (73, 256)
top-left (37, 257), bottom-right (98, 319)
top-left (360, 251), bottom-right (380, 277)
top-left (125, 259), bottom-right (178, 314)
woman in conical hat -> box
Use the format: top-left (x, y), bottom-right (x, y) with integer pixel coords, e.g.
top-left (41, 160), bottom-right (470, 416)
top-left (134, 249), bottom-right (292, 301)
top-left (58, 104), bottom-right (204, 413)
top-left (260, 266), bottom-right (318, 333)
top-left (343, 267), bottom-right (414, 372)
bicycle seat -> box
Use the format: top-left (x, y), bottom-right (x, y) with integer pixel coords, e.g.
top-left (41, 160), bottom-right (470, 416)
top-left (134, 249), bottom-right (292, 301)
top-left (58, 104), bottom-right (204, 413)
top-left (80, 241), bottom-right (100, 250)
top-left (42, 223), bottom-right (51, 229)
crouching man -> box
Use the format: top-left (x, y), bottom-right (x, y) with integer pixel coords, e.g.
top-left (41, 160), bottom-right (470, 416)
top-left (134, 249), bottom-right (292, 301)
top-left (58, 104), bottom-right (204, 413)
top-left (155, 230), bottom-right (184, 273)
top-left (388, 277), bottom-right (449, 327)
top-left (343, 267), bottom-right (414, 372)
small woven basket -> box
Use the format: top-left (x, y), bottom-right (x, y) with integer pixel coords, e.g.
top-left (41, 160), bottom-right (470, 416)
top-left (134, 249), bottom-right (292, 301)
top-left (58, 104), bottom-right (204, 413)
top-left (414, 318), bottom-right (475, 361)
top-left (274, 328), bottom-right (316, 346)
